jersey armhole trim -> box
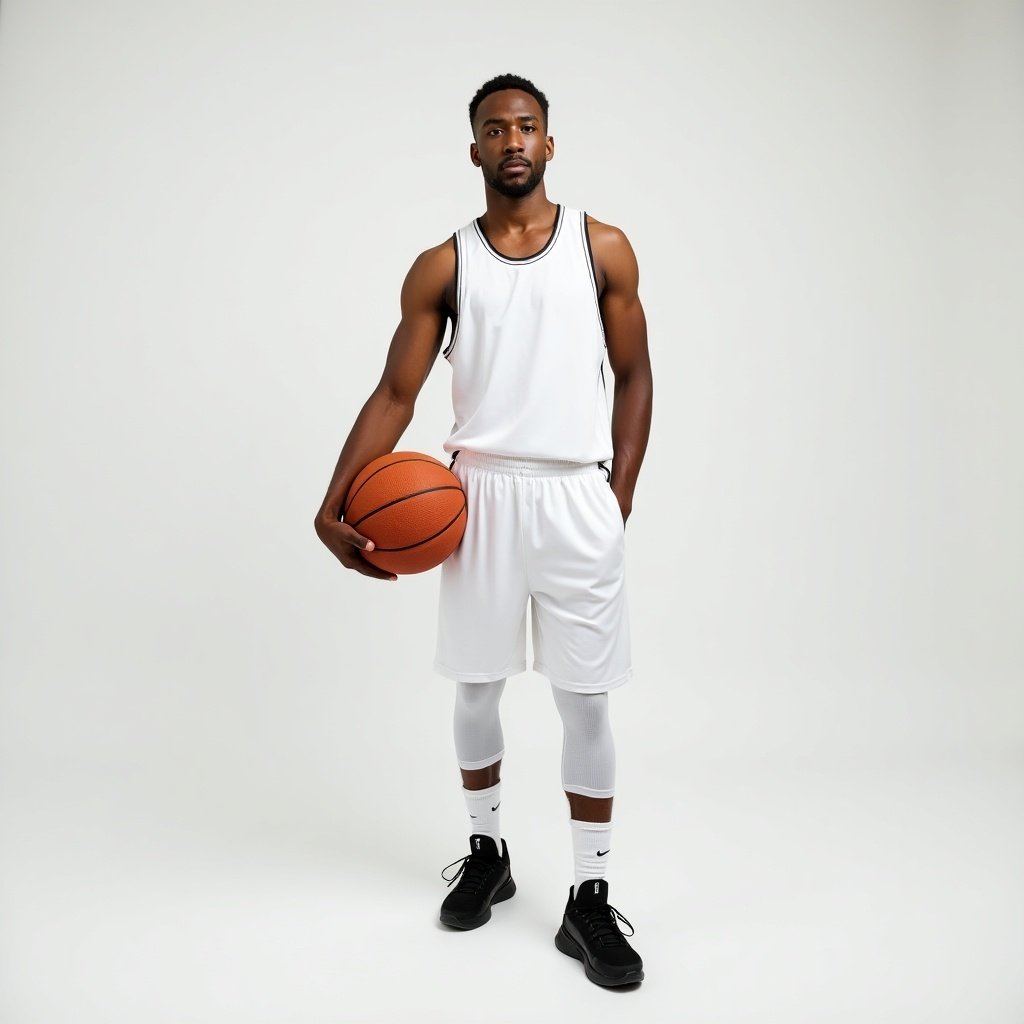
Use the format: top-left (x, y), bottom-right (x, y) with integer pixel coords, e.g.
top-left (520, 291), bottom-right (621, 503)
top-left (443, 230), bottom-right (462, 360)
top-left (581, 211), bottom-right (607, 348)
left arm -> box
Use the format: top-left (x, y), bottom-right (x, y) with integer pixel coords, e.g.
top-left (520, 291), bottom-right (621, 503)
top-left (589, 218), bottom-right (653, 525)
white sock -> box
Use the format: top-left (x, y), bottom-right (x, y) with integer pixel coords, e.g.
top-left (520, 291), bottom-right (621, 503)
top-left (569, 818), bottom-right (612, 891)
top-left (464, 782), bottom-right (501, 848)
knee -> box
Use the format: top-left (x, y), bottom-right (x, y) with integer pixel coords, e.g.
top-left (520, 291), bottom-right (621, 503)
top-left (454, 679), bottom-right (505, 719)
top-left (553, 688), bottom-right (613, 744)
top-left (553, 687), bottom-right (616, 796)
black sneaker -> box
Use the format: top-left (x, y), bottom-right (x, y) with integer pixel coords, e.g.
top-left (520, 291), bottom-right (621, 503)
top-left (555, 878), bottom-right (644, 986)
top-left (439, 834), bottom-right (516, 930)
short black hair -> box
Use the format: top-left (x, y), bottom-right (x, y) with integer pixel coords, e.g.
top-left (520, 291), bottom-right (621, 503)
top-left (469, 74), bottom-right (549, 134)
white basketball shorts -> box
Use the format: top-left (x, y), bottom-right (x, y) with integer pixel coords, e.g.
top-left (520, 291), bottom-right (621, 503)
top-left (434, 451), bottom-right (632, 694)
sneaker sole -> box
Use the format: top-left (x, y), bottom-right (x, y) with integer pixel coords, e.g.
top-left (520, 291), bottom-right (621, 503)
top-left (439, 875), bottom-right (516, 930)
top-left (554, 924), bottom-right (645, 987)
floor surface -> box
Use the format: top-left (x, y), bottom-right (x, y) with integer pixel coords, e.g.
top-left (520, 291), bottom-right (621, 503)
top-left (1, 747), bottom-right (1021, 1024)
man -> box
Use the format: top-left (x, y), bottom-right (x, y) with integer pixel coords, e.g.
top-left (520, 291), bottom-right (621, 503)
top-left (314, 73), bottom-right (653, 988)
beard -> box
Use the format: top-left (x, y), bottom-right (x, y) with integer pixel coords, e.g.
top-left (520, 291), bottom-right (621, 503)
top-left (486, 161), bottom-right (546, 198)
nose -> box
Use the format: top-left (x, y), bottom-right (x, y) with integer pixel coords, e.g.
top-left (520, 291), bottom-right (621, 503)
top-left (504, 130), bottom-right (525, 154)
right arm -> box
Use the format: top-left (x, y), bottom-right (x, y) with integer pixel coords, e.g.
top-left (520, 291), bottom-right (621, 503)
top-left (313, 239), bottom-right (455, 579)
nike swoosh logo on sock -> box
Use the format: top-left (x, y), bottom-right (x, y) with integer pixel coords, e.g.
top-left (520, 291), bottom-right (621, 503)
top-left (596, 850), bottom-right (609, 856)
top-left (491, 802), bottom-right (501, 812)
top-left (470, 814), bottom-right (477, 818)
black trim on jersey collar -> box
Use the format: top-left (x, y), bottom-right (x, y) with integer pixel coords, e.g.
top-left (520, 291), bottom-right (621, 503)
top-left (473, 204), bottom-right (564, 265)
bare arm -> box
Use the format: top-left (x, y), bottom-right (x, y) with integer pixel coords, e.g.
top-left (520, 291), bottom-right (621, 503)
top-left (588, 219), bottom-right (653, 525)
top-left (313, 239), bottom-right (455, 579)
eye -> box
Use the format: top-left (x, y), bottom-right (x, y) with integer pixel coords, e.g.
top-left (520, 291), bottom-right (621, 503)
top-left (522, 125), bottom-right (536, 133)
top-left (487, 128), bottom-right (502, 136)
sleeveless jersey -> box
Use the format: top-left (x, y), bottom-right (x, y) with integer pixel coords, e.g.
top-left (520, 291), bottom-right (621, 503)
top-left (441, 204), bottom-right (613, 463)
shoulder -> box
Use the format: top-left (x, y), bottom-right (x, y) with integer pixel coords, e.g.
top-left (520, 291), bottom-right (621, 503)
top-left (403, 236), bottom-right (457, 309)
top-left (584, 214), bottom-right (639, 292)
top-left (409, 235), bottom-right (457, 279)
top-left (584, 214), bottom-right (635, 258)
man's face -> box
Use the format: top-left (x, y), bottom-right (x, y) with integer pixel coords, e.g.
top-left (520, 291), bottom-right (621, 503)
top-left (470, 90), bottom-right (554, 199)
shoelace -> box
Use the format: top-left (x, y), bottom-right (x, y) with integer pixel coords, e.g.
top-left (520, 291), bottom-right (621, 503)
top-left (575, 902), bottom-right (636, 946)
top-left (440, 853), bottom-right (498, 895)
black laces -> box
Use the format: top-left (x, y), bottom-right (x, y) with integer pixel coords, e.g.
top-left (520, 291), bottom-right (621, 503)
top-left (575, 902), bottom-right (636, 946)
top-left (440, 853), bottom-right (497, 895)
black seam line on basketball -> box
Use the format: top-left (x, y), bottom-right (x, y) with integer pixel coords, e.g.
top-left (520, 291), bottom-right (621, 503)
top-left (369, 501), bottom-right (467, 552)
top-left (344, 458), bottom-right (446, 519)
top-left (351, 485), bottom-right (464, 529)
top-left (582, 211), bottom-right (607, 349)
top-left (473, 204), bottom-right (562, 265)
top-left (443, 231), bottom-right (461, 359)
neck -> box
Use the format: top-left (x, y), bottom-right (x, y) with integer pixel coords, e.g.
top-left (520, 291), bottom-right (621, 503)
top-left (481, 184), bottom-right (556, 232)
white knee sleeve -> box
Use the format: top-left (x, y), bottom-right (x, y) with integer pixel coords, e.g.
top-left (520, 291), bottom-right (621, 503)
top-left (453, 679), bottom-right (506, 771)
top-left (550, 684), bottom-right (616, 798)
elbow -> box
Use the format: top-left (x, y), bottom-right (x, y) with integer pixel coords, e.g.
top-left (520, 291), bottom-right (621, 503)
top-left (376, 382), bottom-right (417, 421)
top-left (614, 363), bottom-right (653, 396)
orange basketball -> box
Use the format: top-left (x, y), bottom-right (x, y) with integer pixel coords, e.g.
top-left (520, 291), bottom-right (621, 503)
top-left (343, 451), bottom-right (467, 575)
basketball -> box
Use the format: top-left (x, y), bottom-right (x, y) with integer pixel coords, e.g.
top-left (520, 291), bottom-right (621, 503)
top-left (343, 451), bottom-right (467, 575)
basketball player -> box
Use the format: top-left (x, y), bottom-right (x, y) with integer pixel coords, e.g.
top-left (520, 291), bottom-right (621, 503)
top-left (314, 74), bottom-right (653, 988)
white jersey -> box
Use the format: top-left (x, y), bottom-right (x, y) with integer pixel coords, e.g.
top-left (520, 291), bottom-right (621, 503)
top-left (442, 204), bottom-right (613, 464)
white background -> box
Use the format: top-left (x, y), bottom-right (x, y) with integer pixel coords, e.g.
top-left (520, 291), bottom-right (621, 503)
top-left (1, 1), bottom-right (1021, 1021)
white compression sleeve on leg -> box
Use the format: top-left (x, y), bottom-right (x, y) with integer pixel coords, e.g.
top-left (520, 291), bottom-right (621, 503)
top-left (550, 684), bottom-right (616, 797)
top-left (453, 678), bottom-right (506, 771)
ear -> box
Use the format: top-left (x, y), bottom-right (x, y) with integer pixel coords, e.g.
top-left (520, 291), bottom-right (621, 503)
top-left (546, 135), bottom-right (555, 161)
top-left (470, 141), bottom-right (481, 167)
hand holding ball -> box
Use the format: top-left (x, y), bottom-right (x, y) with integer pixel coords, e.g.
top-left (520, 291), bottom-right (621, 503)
top-left (343, 452), bottom-right (467, 575)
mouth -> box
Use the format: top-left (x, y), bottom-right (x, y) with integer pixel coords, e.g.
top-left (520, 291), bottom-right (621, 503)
top-left (502, 159), bottom-right (530, 172)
